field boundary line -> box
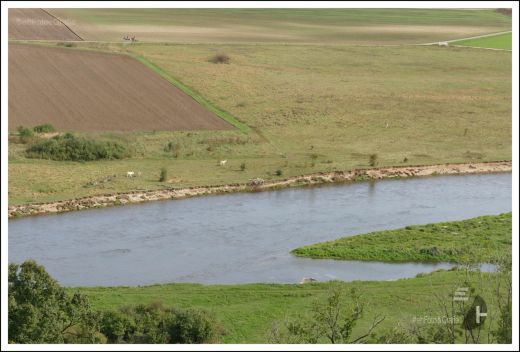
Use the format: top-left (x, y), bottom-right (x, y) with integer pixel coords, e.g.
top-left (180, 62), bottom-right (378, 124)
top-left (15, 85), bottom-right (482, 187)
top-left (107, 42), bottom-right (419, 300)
top-left (40, 8), bottom-right (84, 41)
top-left (422, 30), bottom-right (512, 45)
top-left (127, 53), bottom-right (252, 133)
top-left (446, 44), bottom-right (512, 52)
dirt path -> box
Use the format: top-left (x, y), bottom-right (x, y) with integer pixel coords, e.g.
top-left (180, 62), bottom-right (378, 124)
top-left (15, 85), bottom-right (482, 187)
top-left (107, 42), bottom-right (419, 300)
top-left (8, 161), bottom-right (511, 219)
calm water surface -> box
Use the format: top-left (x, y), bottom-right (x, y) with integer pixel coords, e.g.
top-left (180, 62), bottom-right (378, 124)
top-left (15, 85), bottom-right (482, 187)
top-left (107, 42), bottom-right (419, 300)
top-left (9, 173), bottom-right (511, 286)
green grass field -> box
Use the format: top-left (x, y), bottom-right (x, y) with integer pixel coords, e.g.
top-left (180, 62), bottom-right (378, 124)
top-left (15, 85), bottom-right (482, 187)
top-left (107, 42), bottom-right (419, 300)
top-left (8, 42), bottom-right (511, 205)
top-left (49, 8), bottom-right (511, 44)
top-left (72, 269), bottom-right (508, 343)
top-left (452, 32), bottom-right (512, 50)
top-left (293, 213), bottom-right (512, 263)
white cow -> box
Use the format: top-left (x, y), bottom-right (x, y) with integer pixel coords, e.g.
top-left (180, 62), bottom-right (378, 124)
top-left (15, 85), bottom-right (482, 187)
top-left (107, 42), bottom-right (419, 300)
top-left (126, 171), bottom-right (135, 177)
top-left (438, 42), bottom-right (449, 47)
top-left (219, 160), bottom-right (227, 166)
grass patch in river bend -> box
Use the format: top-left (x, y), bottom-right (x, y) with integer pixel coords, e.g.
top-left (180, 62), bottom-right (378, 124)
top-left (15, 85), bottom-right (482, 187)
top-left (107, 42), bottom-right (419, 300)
top-left (292, 213), bottom-right (512, 263)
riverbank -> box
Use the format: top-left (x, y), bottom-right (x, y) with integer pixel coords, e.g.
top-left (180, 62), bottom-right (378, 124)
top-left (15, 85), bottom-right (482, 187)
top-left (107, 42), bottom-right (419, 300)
top-left (73, 269), bottom-right (507, 343)
top-left (8, 161), bottom-right (511, 218)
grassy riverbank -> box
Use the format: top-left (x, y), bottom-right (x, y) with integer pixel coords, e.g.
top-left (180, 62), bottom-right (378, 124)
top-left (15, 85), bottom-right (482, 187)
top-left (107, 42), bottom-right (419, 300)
top-left (73, 269), bottom-right (508, 343)
top-left (292, 213), bottom-right (512, 263)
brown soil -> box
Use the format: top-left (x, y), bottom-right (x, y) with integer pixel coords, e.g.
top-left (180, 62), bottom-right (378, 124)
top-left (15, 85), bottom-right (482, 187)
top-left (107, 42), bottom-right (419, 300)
top-left (9, 8), bottom-right (82, 41)
top-left (8, 44), bottom-right (233, 131)
top-left (8, 161), bottom-right (511, 218)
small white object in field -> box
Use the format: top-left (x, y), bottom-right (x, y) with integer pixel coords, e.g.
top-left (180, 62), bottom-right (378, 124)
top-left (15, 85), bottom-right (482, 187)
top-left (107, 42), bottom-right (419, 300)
top-left (438, 42), bottom-right (449, 46)
top-left (249, 178), bottom-right (264, 187)
top-left (219, 160), bottom-right (227, 166)
top-left (126, 171), bottom-right (135, 177)
top-left (300, 277), bottom-right (317, 284)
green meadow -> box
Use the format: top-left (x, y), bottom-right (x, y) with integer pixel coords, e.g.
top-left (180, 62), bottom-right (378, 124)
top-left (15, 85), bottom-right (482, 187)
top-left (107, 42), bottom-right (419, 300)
top-left (293, 213), bottom-right (512, 263)
top-left (452, 32), bottom-right (512, 50)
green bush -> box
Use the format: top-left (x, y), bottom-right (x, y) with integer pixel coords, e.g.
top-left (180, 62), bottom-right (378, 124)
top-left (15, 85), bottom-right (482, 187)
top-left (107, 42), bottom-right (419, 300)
top-left (159, 168), bottom-right (168, 182)
top-left (209, 53), bottom-right (230, 64)
top-left (17, 126), bottom-right (34, 143)
top-left (33, 123), bottom-right (55, 133)
top-left (26, 133), bottom-right (128, 161)
top-left (99, 304), bottom-right (222, 344)
top-left (165, 308), bottom-right (222, 343)
top-left (275, 169), bottom-right (283, 176)
top-left (369, 153), bottom-right (378, 167)
top-left (240, 162), bottom-right (246, 171)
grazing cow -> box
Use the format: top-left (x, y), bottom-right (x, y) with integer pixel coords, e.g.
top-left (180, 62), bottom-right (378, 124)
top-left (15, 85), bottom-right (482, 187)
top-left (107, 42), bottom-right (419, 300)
top-left (300, 277), bottom-right (317, 284)
top-left (126, 171), bottom-right (135, 178)
top-left (219, 160), bottom-right (227, 166)
top-left (438, 42), bottom-right (449, 46)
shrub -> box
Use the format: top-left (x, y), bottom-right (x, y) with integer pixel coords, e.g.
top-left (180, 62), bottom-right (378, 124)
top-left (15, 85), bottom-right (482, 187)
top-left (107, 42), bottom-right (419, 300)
top-left (209, 53), bottom-right (230, 64)
top-left (159, 168), bottom-right (168, 182)
top-left (25, 133), bottom-right (128, 161)
top-left (100, 304), bottom-right (223, 344)
top-left (369, 153), bottom-right (378, 167)
top-left (57, 42), bottom-right (76, 48)
top-left (164, 141), bottom-right (180, 152)
top-left (18, 125), bottom-right (34, 136)
top-left (165, 308), bottom-right (222, 343)
top-left (240, 162), bottom-right (246, 171)
top-left (275, 169), bottom-right (283, 176)
top-left (33, 123), bottom-right (55, 133)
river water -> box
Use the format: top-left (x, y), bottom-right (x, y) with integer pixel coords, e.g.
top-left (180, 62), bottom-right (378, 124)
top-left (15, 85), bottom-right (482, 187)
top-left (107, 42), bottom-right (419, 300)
top-left (8, 173), bottom-right (511, 286)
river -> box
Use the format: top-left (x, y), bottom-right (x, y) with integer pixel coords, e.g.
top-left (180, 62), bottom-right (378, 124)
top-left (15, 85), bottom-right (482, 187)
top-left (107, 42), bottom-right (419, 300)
top-left (8, 173), bottom-right (511, 286)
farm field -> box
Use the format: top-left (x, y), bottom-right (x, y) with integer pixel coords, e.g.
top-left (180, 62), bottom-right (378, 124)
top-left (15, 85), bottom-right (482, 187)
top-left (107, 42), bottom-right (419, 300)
top-left (8, 42), bottom-right (511, 205)
top-left (8, 8), bottom-right (82, 40)
top-left (293, 213), bottom-right (512, 263)
top-left (452, 32), bottom-right (512, 50)
top-left (47, 8), bottom-right (512, 44)
top-left (8, 44), bottom-right (232, 132)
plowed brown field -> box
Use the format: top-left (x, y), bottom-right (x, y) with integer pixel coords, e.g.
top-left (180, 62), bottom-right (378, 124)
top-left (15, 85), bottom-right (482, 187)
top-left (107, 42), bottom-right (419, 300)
top-left (9, 8), bottom-right (82, 40)
top-left (8, 44), bottom-right (233, 131)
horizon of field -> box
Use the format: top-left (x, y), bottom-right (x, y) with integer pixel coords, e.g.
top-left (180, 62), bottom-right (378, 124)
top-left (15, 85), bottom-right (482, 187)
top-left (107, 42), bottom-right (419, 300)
top-left (46, 8), bottom-right (512, 44)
